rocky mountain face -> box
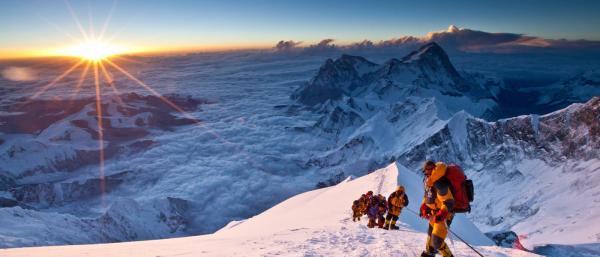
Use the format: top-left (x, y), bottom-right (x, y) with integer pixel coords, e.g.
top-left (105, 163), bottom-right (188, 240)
top-left (290, 54), bottom-right (378, 106)
top-left (399, 96), bottom-right (599, 169)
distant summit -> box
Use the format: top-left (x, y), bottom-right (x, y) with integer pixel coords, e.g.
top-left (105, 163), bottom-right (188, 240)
top-left (400, 42), bottom-right (463, 86)
top-left (447, 24), bottom-right (460, 33)
top-left (291, 54), bottom-right (377, 106)
top-left (401, 42), bottom-right (449, 63)
top-left (292, 43), bottom-right (494, 116)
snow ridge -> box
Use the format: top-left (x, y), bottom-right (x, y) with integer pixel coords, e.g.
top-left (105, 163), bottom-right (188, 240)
top-left (0, 163), bottom-right (539, 257)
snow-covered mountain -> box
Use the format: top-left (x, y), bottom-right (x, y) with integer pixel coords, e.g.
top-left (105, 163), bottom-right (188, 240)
top-left (534, 70), bottom-right (600, 110)
top-left (0, 196), bottom-right (188, 247)
top-left (292, 43), bottom-right (500, 119)
top-left (0, 93), bottom-right (205, 181)
top-left (0, 93), bottom-right (208, 215)
top-left (290, 44), bottom-right (599, 254)
top-left (300, 90), bottom-right (598, 250)
top-left (0, 163), bottom-right (539, 257)
top-left (397, 97), bottom-right (600, 249)
top-left (0, 93), bottom-right (208, 247)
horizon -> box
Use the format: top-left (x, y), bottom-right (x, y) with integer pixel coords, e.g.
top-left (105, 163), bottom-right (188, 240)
top-left (2, 0), bottom-right (600, 59)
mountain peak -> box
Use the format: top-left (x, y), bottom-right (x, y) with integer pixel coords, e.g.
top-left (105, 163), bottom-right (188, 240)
top-left (401, 42), bottom-right (446, 63)
top-left (396, 42), bottom-right (472, 93)
top-left (292, 55), bottom-right (374, 106)
top-left (447, 25), bottom-right (460, 33)
top-left (337, 54), bottom-right (373, 66)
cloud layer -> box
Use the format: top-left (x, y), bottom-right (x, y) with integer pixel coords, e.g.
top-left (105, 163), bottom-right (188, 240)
top-left (273, 25), bottom-right (600, 54)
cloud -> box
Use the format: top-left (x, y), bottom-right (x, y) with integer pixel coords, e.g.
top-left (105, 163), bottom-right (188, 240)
top-left (274, 40), bottom-right (302, 51)
top-left (305, 39), bottom-right (337, 53)
top-left (272, 39), bottom-right (338, 54)
top-left (2, 66), bottom-right (38, 81)
top-left (345, 36), bottom-right (421, 51)
top-left (272, 25), bottom-right (600, 55)
top-left (426, 26), bottom-right (524, 51)
top-left (313, 39), bottom-right (335, 48)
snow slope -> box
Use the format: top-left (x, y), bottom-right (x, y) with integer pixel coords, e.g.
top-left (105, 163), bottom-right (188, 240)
top-left (0, 163), bottom-right (538, 257)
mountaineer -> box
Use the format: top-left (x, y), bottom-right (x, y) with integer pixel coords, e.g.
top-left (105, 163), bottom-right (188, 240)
top-left (376, 194), bottom-right (388, 228)
top-left (419, 160), bottom-right (455, 257)
top-left (419, 160), bottom-right (473, 257)
top-left (367, 194), bottom-right (379, 228)
top-left (352, 200), bottom-right (362, 221)
top-left (358, 194), bottom-right (369, 215)
top-left (383, 185), bottom-right (409, 230)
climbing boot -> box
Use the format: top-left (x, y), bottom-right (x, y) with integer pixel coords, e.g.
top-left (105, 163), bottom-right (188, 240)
top-left (439, 242), bottom-right (453, 257)
top-left (420, 251), bottom-right (435, 257)
top-left (367, 219), bottom-right (375, 228)
top-left (390, 220), bottom-right (399, 230)
top-left (383, 219), bottom-right (391, 230)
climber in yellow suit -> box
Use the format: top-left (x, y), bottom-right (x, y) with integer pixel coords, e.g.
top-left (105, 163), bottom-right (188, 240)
top-left (420, 160), bottom-right (455, 257)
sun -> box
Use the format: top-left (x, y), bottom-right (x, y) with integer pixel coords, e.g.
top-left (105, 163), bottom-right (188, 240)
top-left (29, 1), bottom-right (207, 207)
top-left (57, 40), bottom-right (128, 61)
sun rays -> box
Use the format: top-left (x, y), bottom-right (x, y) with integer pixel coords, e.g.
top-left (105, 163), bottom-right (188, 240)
top-left (26, 1), bottom-right (267, 210)
top-left (57, 40), bottom-right (128, 61)
top-left (29, 1), bottom-right (205, 207)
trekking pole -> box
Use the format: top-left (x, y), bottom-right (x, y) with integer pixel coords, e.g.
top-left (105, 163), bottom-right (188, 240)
top-left (405, 208), bottom-right (485, 257)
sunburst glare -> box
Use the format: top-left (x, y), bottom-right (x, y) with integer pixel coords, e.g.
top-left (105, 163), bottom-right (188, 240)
top-left (29, 1), bottom-right (207, 208)
top-left (56, 40), bottom-right (128, 61)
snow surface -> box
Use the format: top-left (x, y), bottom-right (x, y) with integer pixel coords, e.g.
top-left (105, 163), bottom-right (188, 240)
top-left (0, 163), bottom-right (538, 257)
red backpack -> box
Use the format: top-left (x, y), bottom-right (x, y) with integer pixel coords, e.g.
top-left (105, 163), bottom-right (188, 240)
top-left (445, 164), bottom-right (474, 213)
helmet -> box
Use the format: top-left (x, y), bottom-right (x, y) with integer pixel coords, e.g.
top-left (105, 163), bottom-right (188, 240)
top-left (422, 160), bottom-right (436, 172)
top-left (367, 191), bottom-right (373, 195)
top-left (396, 185), bottom-right (405, 192)
top-left (371, 197), bottom-right (378, 204)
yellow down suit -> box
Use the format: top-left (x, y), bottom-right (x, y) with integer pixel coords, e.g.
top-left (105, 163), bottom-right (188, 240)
top-left (422, 162), bottom-right (455, 257)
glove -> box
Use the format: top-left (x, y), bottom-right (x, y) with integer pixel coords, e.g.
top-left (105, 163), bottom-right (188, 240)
top-left (434, 208), bottom-right (449, 222)
top-left (419, 203), bottom-right (431, 218)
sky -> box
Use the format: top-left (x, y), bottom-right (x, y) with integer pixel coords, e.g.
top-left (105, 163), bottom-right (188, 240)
top-left (1, 0), bottom-right (600, 58)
